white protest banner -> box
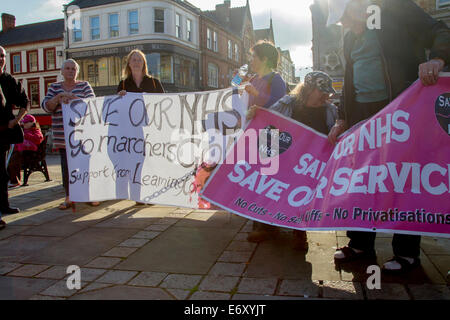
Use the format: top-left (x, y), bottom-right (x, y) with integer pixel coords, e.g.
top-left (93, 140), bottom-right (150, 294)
top-left (62, 88), bottom-right (247, 208)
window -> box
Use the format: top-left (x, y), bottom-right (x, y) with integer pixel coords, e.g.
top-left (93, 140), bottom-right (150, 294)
top-left (27, 51), bottom-right (38, 72)
top-left (109, 13), bottom-right (119, 37)
top-left (11, 53), bottom-right (21, 74)
top-left (77, 57), bottom-right (123, 87)
top-left (90, 16), bottom-right (100, 40)
top-left (44, 48), bottom-right (56, 70)
top-left (228, 40), bottom-right (232, 59)
top-left (186, 19), bottom-right (192, 42)
top-left (129, 10), bottom-right (139, 34)
top-left (44, 77), bottom-right (57, 91)
top-left (208, 63), bottom-right (218, 88)
top-left (73, 19), bottom-right (82, 42)
top-left (234, 44), bottom-right (239, 62)
top-left (176, 13), bottom-right (182, 38)
top-left (213, 31), bottom-right (218, 52)
top-left (174, 56), bottom-right (196, 89)
top-left (207, 28), bottom-right (212, 50)
top-left (437, 0), bottom-right (450, 9)
top-left (154, 9), bottom-right (164, 33)
top-left (27, 80), bottom-right (40, 108)
top-left (147, 53), bottom-right (173, 83)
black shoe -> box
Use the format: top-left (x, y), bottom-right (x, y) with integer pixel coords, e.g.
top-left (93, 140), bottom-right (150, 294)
top-left (0, 220), bottom-right (5, 230)
top-left (1, 207), bottom-right (20, 215)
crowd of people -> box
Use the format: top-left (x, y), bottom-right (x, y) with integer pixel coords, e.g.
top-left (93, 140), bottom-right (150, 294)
top-left (0, 0), bottom-right (448, 276)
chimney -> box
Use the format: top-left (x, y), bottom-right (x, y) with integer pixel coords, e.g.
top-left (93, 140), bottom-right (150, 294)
top-left (216, 1), bottom-right (231, 24)
top-left (1, 13), bottom-right (15, 32)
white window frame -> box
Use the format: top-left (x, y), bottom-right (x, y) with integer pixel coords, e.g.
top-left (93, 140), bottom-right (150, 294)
top-left (234, 43), bottom-right (239, 62)
top-left (186, 18), bottom-right (192, 42)
top-left (128, 10), bottom-right (139, 35)
top-left (109, 13), bottom-right (119, 38)
top-left (208, 63), bottom-right (218, 88)
top-left (176, 13), bottom-right (182, 38)
top-left (90, 16), bottom-right (100, 40)
top-left (213, 31), bottom-right (218, 52)
top-left (228, 40), bottom-right (233, 59)
top-left (154, 8), bottom-right (165, 33)
top-left (207, 28), bottom-right (212, 50)
top-left (73, 18), bottom-right (82, 42)
top-left (12, 54), bottom-right (21, 73)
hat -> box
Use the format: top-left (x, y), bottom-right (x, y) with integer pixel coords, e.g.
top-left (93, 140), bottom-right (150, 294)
top-left (327, 0), bottom-right (352, 26)
top-left (304, 71), bottom-right (336, 94)
top-left (21, 114), bottom-right (36, 124)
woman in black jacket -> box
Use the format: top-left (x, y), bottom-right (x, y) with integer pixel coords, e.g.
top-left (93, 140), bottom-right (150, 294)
top-left (117, 49), bottom-right (164, 96)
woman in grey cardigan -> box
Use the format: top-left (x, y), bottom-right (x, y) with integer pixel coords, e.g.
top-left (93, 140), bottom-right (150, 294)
top-left (247, 71), bottom-right (338, 250)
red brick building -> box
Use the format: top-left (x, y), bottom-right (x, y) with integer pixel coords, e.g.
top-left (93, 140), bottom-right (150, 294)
top-left (200, 0), bottom-right (254, 90)
top-left (0, 14), bottom-right (64, 129)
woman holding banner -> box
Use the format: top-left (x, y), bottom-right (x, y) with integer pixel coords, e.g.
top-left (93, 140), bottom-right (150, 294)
top-left (241, 40), bottom-right (289, 243)
top-left (117, 49), bottom-right (164, 206)
top-left (117, 49), bottom-right (164, 96)
top-left (42, 59), bottom-right (99, 210)
top-left (247, 71), bottom-right (338, 250)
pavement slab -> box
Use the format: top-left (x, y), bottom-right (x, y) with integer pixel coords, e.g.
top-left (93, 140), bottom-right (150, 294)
top-left (175, 211), bottom-right (246, 229)
top-left (365, 283), bottom-right (410, 300)
top-left (244, 233), bottom-right (316, 279)
top-left (159, 274), bottom-right (203, 290)
top-left (237, 278), bottom-right (278, 295)
top-left (102, 247), bottom-right (138, 258)
top-left (190, 291), bottom-right (231, 300)
top-left (0, 226), bottom-right (31, 241)
top-left (199, 275), bottom-right (240, 292)
top-left (166, 288), bottom-right (191, 300)
top-left (0, 235), bottom-right (62, 262)
top-left (0, 262), bottom-right (23, 275)
top-left (0, 276), bottom-right (57, 300)
top-left (218, 251), bottom-right (253, 263)
top-left (35, 265), bottom-right (70, 280)
top-left (94, 207), bottom-right (175, 229)
top-left (20, 227), bottom-right (139, 266)
top-left (128, 272), bottom-right (168, 287)
top-left (85, 257), bottom-right (122, 269)
top-left (277, 279), bottom-right (321, 298)
top-left (408, 284), bottom-right (450, 300)
top-left (8, 264), bottom-right (50, 277)
top-left (322, 281), bottom-right (365, 300)
top-left (96, 270), bottom-right (139, 285)
top-left (116, 226), bottom-right (238, 274)
top-left (209, 262), bottom-right (247, 277)
top-left (40, 279), bottom-right (88, 297)
top-left (118, 238), bottom-right (150, 248)
top-left (69, 285), bottom-right (174, 300)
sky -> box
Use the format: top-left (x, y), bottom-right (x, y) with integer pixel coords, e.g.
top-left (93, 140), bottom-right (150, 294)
top-left (1, 0), bottom-right (315, 76)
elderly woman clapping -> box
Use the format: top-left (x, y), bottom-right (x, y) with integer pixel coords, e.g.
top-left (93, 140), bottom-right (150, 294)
top-left (41, 59), bottom-right (99, 210)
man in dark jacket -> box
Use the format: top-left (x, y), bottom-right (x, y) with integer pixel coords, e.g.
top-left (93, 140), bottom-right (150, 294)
top-left (326, 0), bottom-right (449, 273)
top-left (0, 46), bottom-right (28, 230)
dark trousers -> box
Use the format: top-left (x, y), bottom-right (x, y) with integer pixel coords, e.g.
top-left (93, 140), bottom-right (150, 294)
top-left (7, 151), bottom-right (22, 184)
top-left (347, 231), bottom-right (421, 258)
top-left (346, 99), bottom-right (421, 259)
top-left (0, 148), bottom-right (10, 211)
top-left (59, 149), bottom-right (69, 196)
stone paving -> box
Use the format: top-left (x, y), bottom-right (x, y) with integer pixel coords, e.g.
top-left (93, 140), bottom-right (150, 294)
top-left (0, 155), bottom-right (449, 300)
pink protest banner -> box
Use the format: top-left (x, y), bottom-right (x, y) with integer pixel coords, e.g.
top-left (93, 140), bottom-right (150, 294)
top-left (201, 76), bottom-right (450, 238)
